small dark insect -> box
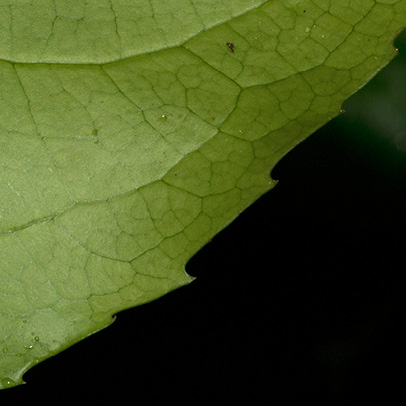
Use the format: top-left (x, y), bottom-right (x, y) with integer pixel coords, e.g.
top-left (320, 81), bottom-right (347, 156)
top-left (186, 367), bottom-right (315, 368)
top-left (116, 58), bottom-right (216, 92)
top-left (226, 42), bottom-right (235, 53)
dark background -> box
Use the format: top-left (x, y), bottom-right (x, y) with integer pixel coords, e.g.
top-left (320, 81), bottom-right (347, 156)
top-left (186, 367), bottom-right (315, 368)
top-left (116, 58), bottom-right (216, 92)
top-left (3, 31), bottom-right (406, 405)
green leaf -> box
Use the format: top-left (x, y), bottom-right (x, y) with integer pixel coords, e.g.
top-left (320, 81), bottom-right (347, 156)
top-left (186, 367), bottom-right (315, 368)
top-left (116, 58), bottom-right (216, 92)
top-left (0, 0), bottom-right (405, 389)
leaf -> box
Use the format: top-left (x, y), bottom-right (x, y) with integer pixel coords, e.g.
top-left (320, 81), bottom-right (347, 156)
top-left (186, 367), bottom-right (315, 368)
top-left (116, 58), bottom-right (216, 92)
top-left (0, 0), bottom-right (405, 389)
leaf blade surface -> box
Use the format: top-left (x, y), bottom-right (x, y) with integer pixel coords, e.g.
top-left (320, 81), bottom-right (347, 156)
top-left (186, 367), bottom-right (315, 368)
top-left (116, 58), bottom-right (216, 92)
top-left (1, 0), bottom-right (405, 388)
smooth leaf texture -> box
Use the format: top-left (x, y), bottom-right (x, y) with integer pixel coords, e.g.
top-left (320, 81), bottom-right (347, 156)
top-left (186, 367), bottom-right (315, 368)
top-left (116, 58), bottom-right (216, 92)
top-left (0, 0), bottom-right (405, 389)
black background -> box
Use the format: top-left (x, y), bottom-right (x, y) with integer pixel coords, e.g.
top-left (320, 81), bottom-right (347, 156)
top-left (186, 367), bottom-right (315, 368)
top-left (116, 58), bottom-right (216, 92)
top-left (3, 32), bottom-right (406, 406)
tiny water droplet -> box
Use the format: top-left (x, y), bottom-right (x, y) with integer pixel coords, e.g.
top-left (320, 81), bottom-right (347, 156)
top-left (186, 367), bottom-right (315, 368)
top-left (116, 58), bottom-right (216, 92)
top-left (2, 378), bottom-right (16, 388)
top-left (25, 345), bottom-right (34, 350)
top-left (2, 348), bottom-right (8, 353)
top-left (159, 114), bottom-right (167, 122)
top-left (34, 336), bottom-right (40, 342)
top-left (22, 319), bottom-right (27, 323)
top-left (304, 27), bottom-right (311, 33)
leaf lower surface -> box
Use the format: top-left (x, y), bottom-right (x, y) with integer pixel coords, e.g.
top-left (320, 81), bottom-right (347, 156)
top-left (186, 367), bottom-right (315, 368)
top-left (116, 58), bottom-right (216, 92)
top-left (0, 0), bottom-right (405, 389)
